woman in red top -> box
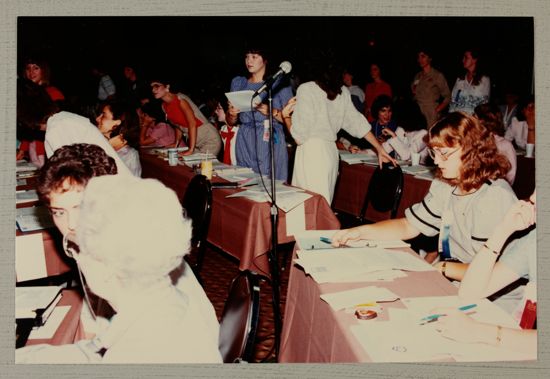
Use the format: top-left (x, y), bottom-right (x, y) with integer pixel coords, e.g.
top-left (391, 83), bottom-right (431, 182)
top-left (150, 78), bottom-right (221, 156)
top-left (17, 58), bottom-right (66, 167)
top-left (363, 63), bottom-right (392, 122)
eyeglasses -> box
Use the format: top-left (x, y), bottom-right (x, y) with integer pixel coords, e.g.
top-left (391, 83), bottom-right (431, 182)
top-left (427, 147), bottom-right (460, 161)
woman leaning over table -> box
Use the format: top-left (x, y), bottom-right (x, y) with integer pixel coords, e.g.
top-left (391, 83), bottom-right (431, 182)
top-left (332, 112), bottom-right (516, 265)
top-left (150, 76), bottom-right (221, 156)
top-left (283, 57), bottom-right (396, 204)
top-left (428, 191), bottom-right (536, 356)
top-left (225, 46), bottom-right (293, 181)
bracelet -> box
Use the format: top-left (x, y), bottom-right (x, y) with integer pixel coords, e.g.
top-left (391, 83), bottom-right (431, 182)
top-left (483, 243), bottom-right (500, 256)
top-left (496, 325), bottom-right (502, 345)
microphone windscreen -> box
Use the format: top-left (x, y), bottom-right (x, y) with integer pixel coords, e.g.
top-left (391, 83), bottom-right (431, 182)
top-left (280, 61), bottom-right (292, 74)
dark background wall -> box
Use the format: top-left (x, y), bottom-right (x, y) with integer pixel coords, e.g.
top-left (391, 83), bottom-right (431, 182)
top-left (17, 16), bottom-right (534, 104)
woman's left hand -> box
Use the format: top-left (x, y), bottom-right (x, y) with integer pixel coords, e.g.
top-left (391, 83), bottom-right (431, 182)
top-left (381, 128), bottom-right (396, 139)
top-left (377, 149), bottom-right (397, 168)
top-left (255, 103), bottom-right (269, 116)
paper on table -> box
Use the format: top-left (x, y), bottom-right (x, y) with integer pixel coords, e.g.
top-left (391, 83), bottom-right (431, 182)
top-left (225, 90), bottom-right (261, 112)
top-left (285, 202), bottom-right (306, 237)
top-left (350, 299), bottom-right (534, 362)
top-left (320, 286), bottom-right (399, 310)
top-left (27, 306), bottom-right (70, 340)
top-left (16, 286), bottom-right (63, 319)
top-left (332, 269), bottom-right (408, 283)
top-left (16, 206), bottom-right (55, 232)
top-left (16, 234), bottom-right (48, 282)
top-left (16, 189), bottom-right (39, 204)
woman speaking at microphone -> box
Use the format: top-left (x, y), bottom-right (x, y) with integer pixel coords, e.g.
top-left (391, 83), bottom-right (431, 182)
top-left (225, 46), bottom-right (293, 181)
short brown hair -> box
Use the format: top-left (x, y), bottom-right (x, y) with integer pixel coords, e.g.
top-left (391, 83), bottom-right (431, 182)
top-left (428, 112), bottom-right (510, 192)
top-left (37, 143), bottom-right (117, 203)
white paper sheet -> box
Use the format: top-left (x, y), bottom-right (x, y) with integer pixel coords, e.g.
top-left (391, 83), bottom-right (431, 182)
top-left (321, 286), bottom-right (399, 310)
top-left (285, 202), bottom-right (306, 237)
top-left (27, 306), bottom-right (70, 340)
top-left (16, 286), bottom-right (63, 319)
top-left (225, 90), bottom-right (261, 112)
top-left (16, 234), bottom-right (48, 282)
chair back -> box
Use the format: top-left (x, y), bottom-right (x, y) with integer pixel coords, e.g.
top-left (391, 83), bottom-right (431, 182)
top-left (218, 270), bottom-right (260, 363)
top-left (181, 174), bottom-right (213, 276)
top-left (360, 163), bottom-right (404, 222)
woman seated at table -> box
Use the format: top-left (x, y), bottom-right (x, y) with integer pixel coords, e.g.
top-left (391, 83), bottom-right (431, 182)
top-left (429, 192), bottom-right (536, 356)
top-left (474, 102), bottom-right (517, 185)
top-left (150, 76), bottom-right (221, 156)
top-left (332, 112), bottom-right (517, 265)
top-left (345, 95), bottom-right (429, 162)
top-left (96, 100), bottom-right (142, 177)
top-left (18, 173), bottom-right (222, 363)
top-left (138, 100), bottom-right (176, 148)
top-left (17, 78), bottom-right (131, 176)
top-left (504, 96), bottom-right (535, 150)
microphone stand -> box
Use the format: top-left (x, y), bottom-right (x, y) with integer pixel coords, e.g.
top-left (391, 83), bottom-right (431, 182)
top-left (266, 86), bottom-right (282, 360)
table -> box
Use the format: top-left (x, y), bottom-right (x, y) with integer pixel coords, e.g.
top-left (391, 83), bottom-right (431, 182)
top-left (332, 162), bottom-right (431, 221)
top-left (333, 156), bottom-right (536, 221)
top-left (140, 151), bottom-right (340, 277)
top-left (24, 289), bottom-right (86, 346)
top-left (279, 247), bottom-right (458, 362)
top-left (16, 227), bottom-right (74, 281)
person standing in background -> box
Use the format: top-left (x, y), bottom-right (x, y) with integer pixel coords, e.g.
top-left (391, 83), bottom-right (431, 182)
top-left (449, 48), bottom-right (491, 115)
top-left (411, 48), bottom-right (451, 128)
top-left (363, 62), bottom-right (392, 123)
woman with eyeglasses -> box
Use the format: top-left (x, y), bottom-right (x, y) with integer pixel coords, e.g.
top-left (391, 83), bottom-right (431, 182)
top-left (332, 112), bottom-right (517, 265)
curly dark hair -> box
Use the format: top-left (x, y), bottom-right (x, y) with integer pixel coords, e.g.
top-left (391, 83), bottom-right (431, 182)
top-left (99, 100), bottom-right (141, 149)
top-left (428, 112), bottom-right (510, 192)
top-left (474, 102), bottom-right (505, 137)
top-left (371, 94), bottom-right (393, 121)
top-left (37, 143), bottom-right (117, 203)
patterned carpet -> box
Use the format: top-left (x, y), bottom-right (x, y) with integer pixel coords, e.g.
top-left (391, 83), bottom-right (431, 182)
top-left (185, 242), bottom-right (293, 363)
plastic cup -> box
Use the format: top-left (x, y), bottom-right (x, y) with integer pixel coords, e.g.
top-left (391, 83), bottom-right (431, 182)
top-left (411, 152), bottom-right (421, 166)
top-left (525, 143), bottom-right (535, 158)
top-left (168, 148), bottom-right (178, 166)
top-left (201, 159), bottom-right (213, 179)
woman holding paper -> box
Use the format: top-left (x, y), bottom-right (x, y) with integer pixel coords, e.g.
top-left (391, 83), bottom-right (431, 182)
top-left (225, 46), bottom-right (293, 181)
top-left (286, 57), bottom-right (396, 204)
top-left (150, 77), bottom-right (221, 156)
top-left (332, 112), bottom-right (516, 265)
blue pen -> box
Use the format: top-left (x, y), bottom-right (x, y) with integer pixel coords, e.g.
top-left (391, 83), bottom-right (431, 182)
top-left (419, 303), bottom-right (477, 323)
top-left (319, 237), bottom-right (332, 244)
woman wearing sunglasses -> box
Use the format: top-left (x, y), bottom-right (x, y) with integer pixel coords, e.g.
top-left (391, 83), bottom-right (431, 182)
top-left (332, 112), bottom-right (517, 265)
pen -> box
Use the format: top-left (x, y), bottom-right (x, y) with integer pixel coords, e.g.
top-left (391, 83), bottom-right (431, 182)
top-left (419, 304), bottom-right (477, 323)
top-left (319, 237), bottom-right (332, 244)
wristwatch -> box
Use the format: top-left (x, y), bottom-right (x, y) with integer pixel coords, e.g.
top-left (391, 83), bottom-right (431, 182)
top-left (440, 261), bottom-right (447, 277)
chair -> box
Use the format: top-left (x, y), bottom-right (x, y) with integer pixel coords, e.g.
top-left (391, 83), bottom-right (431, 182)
top-left (358, 162), bottom-right (404, 223)
top-left (181, 174), bottom-right (213, 281)
top-left (218, 270), bottom-right (261, 363)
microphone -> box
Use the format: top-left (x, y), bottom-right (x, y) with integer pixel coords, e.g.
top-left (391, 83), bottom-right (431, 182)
top-left (253, 61), bottom-right (292, 97)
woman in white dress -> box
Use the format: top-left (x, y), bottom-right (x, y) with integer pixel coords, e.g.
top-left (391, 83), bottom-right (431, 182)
top-left (284, 60), bottom-right (396, 204)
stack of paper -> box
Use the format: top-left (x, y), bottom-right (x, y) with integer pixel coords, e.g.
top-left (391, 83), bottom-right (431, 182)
top-left (213, 163), bottom-right (254, 176)
top-left (226, 182), bottom-right (311, 212)
top-left (16, 160), bottom-right (39, 179)
top-left (16, 189), bottom-right (39, 204)
top-left (321, 286), bottom-right (399, 310)
top-left (16, 286), bottom-right (63, 326)
top-left (181, 152), bottom-right (217, 163)
top-left (293, 231), bottom-right (434, 283)
top-left (16, 206), bottom-right (54, 232)
top-left (339, 151), bottom-right (379, 165)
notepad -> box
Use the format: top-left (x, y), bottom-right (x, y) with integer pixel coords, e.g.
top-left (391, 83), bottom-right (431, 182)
top-left (16, 206), bottom-right (55, 232)
top-left (225, 90), bottom-right (261, 112)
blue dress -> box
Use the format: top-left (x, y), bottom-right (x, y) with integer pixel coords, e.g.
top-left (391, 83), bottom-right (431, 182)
top-left (230, 76), bottom-right (293, 181)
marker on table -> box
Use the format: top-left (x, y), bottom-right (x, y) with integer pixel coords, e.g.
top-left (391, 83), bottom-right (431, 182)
top-left (419, 303), bottom-right (477, 324)
top-left (320, 237), bottom-right (332, 244)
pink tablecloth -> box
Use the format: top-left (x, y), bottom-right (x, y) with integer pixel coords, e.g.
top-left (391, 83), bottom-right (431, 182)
top-left (141, 151), bottom-right (340, 277)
